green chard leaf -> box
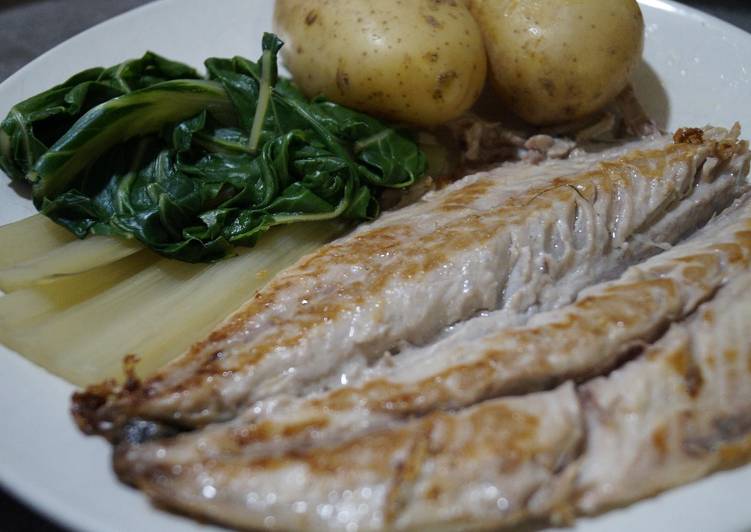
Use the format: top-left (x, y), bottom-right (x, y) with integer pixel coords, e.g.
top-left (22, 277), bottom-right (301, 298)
top-left (0, 53), bottom-right (199, 181)
top-left (0, 33), bottom-right (427, 262)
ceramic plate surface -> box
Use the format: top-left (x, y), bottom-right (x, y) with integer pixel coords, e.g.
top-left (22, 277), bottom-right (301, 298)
top-left (1, 1), bottom-right (750, 531)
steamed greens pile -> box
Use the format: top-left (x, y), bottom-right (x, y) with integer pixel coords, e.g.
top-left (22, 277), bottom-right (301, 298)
top-left (0, 34), bottom-right (426, 261)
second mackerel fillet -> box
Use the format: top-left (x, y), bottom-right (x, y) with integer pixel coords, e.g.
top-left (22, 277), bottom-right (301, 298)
top-left (74, 125), bottom-right (751, 438)
top-left (123, 191), bottom-right (751, 466)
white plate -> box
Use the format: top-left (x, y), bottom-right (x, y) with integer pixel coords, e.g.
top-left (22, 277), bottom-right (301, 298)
top-left (1, 1), bottom-right (750, 531)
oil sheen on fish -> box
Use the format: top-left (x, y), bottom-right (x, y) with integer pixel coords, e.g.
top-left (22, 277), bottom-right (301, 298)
top-left (122, 384), bottom-right (583, 532)
top-left (73, 126), bottom-right (750, 439)
top-left (116, 192), bottom-right (751, 466)
top-left (119, 269), bottom-right (751, 531)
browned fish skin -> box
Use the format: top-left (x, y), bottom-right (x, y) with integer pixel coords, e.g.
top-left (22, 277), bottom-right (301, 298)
top-left (575, 270), bottom-right (751, 512)
top-left (73, 126), bottom-right (750, 439)
top-left (116, 193), bottom-right (751, 466)
top-left (119, 270), bottom-right (751, 532)
top-left (126, 384), bottom-right (583, 532)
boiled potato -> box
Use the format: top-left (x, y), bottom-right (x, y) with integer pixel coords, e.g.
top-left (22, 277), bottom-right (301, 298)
top-left (468, 0), bottom-right (644, 125)
top-left (273, 0), bottom-right (487, 127)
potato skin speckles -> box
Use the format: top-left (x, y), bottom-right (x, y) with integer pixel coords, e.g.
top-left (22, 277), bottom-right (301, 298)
top-left (467, 0), bottom-right (644, 125)
top-left (335, 67), bottom-right (350, 94)
top-left (273, 0), bottom-right (486, 126)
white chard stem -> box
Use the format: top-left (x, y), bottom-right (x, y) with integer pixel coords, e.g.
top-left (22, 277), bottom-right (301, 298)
top-left (0, 218), bottom-right (339, 386)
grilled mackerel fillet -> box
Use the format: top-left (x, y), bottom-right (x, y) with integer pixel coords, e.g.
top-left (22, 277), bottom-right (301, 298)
top-left (75, 125), bottom-right (750, 438)
top-left (116, 192), bottom-right (751, 467)
top-left (120, 258), bottom-right (751, 532)
top-left (575, 270), bottom-right (751, 512)
top-left (123, 383), bottom-right (584, 532)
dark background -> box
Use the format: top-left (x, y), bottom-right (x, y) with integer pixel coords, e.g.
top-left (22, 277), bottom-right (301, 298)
top-left (0, 0), bottom-right (750, 530)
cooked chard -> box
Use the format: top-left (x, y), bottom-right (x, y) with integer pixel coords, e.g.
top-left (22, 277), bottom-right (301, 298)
top-left (0, 221), bottom-right (341, 386)
top-left (0, 52), bottom-right (201, 181)
top-left (0, 251), bottom-right (157, 328)
top-left (0, 213), bottom-right (75, 268)
top-left (30, 79), bottom-right (235, 199)
top-left (0, 235), bottom-right (142, 292)
top-left (1, 34), bottom-right (425, 262)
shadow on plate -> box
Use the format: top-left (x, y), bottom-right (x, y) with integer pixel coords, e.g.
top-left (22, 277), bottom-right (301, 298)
top-left (632, 60), bottom-right (670, 130)
top-left (6, 177), bottom-right (31, 200)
